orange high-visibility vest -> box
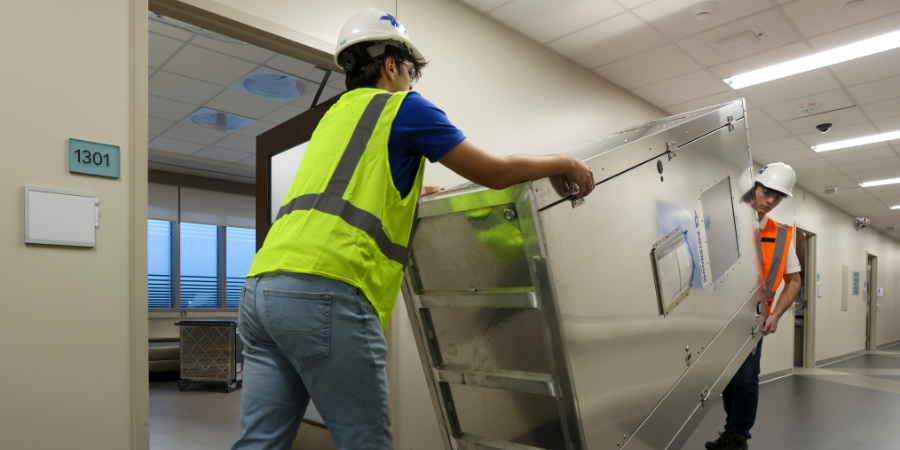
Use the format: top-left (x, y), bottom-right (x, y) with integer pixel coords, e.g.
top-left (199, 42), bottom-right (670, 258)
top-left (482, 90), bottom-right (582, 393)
top-left (758, 217), bottom-right (793, 315)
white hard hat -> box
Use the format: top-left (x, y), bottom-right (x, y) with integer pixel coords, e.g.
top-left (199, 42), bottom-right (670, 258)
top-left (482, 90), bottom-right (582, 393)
top-left (334, 8), bottom-right (425, 71)
top-left (756, 163), bottom-right (796, 197)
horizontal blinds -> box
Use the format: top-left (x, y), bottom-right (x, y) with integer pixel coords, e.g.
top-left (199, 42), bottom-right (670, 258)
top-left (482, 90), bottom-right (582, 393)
top-left (148, 183), bottom-right (178, 221)
top-left (180, 187), bottom-right (254, 228)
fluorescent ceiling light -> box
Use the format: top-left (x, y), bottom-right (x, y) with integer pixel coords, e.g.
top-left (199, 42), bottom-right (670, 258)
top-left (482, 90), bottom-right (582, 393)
top-left (860, 178), bottom-right (900, 188)
top-left (892, 205), bottom-right (900, 210)
top-left (813, 130), bottom-right (900, 152)
top-left (724, 29), bottom-right (900, 89)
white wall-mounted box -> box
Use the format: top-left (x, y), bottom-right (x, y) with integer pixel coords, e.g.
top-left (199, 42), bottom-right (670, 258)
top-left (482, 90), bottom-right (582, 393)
top-left (24, 186), bottom-right (97, 248)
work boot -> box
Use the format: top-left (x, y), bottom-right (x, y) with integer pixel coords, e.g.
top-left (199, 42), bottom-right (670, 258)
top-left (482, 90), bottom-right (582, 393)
top-left (705, 432), bottom-right (748, 450)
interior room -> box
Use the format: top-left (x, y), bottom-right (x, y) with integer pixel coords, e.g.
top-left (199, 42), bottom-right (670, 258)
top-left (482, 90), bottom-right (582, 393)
top-left (5, 0), bottom-right (900, 449)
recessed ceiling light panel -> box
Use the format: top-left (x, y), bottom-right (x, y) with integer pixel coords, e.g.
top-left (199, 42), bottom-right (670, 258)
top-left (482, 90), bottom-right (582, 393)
top-left (230, 66), bottom-right (309, 104)
top-left (724, 28), bottom-right (900, 89)
top-left (860, 177), bottom-right (900, 188)
top-left (189, 107), bottom-right (256, 133)
top-left (813, 129), bottom-right (900, 152)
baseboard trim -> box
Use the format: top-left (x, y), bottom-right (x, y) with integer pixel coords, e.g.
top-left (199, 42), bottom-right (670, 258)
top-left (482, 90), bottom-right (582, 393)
top-left (817, 350), bottom-right (865, 367)
top-left (760, 368), bottom-right (793, 384)
top-left (877, 340), bottom-right (900, 350)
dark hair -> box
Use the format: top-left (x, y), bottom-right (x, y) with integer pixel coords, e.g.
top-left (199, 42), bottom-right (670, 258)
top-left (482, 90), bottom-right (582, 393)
top-left (342, 42), bottom-right (427, 90)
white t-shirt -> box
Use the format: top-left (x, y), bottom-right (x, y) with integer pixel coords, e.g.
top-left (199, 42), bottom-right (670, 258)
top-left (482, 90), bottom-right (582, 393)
top-left (760, 215), bottom-right (800, 274)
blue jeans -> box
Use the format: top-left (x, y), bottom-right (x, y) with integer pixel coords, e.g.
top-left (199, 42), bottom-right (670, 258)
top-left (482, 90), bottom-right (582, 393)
top-left (722, 338), bottom-right (763, 439)
top-left (231, 273), bottom-right (392, 450)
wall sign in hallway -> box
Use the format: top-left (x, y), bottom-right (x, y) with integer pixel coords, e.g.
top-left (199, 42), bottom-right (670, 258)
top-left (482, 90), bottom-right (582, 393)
top-left (69, 138), bottom-right (120, 179)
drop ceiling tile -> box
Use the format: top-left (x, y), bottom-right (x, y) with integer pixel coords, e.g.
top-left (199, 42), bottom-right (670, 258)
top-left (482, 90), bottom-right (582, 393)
top-left (206, 89), bottom-right (283, 120)
top-left (163, 44), bottom-right (258, 86)
top-left (235, 120), bottom-right (277, 137)
top-left (874, 117), bottom-right (900, 137)
top-left (830, 47), bottom-right (900, 87)
top-left (619, 0), bottom-right (653, 7)
top-left (490, 0), bottom-right (622, 43)
top-left (633, 0), bottom-right (773, 42)
top-left (546, 13), bottom-right (668, 68)
top-left (746, 109), bottom-right (776, 126)
top-left (663, 91), bottom-right (744, 115)
top-left (707, 42), bottom-right (812, 79)
top-left (190, 35), bottom-right (277, 64)
top-left (798, 122), bottom-right (879, 147)
top-left (806, 11), bottom-right (900, 51)
top-left (864, 98), bottom-right (900, 121)
top-left (149, 136), bottom-right (206, 155)
top-left (149, 71), bottom-right (224, 105)
top-left (737, 68), bottom-right (840, 107)
top-left (750, 136), bottom-right (806, 155)
top-left (459, 0), bottom-right (511, 11)
top-left (149, 33), bottom-right (184, 68)
top-left (594, 44), bottom-right (700, 90)
top-left (759, 89), bottom-right (853, 122)
top-left (797, 173), bottom-right (852, 186)
top-left (835, 157), bottom-right (900, 173)
top-left (845, 166), bottom-right (900, 182)
top-left (149, 117), bottom-right (175, 136)
top-left (795, 165), bottom-right (842, 178)
top-left (832, 197), bottom-right (884, 208)
top-left (782, 0), bottom-right (900, 39)
top-left (149, 95), bottom-right (198, 121)
top-left (866, 185), bottom-right (900, 196)
top-left (262, 105), bottom-right (308, 124)
top-left (676, 9), bottom-right (802, 67)
top-left (632, 70), bottom-right (730, 108)
top-left (148, 17), bottom-right (193, 41)
top-left (238, 155), bottom-right (257, 167)
top-left (193, 146), bottom-right (252, 163)
top-left (780, 106), bottom-right (869, 135)
top-left (294, 86), bottom-right (344, 109)
top-left (848, 75), bottom-right (900, 105)
top-left (162, 121), bottom-right (229, 145)
top-left (782, 156), bottom-right (831, 170)
top-left (825, 146), bottom-right (896, 165)
top-left (754, 147), bottom-right (820, 165)
top-left (749, 123), bottom-right (792, 145)
top-left (215, 134), bottom-right (255, 153)
top-left (267, 55), bottom-right (330, 83)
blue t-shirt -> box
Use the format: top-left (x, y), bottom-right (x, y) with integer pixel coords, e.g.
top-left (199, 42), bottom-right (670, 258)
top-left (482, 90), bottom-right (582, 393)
top-left (359, 87), bottom-right (465, 197)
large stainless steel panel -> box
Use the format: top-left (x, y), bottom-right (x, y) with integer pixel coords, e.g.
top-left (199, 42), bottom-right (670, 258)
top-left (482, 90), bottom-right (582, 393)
top-left (403, 100), bottom-right (763, 450)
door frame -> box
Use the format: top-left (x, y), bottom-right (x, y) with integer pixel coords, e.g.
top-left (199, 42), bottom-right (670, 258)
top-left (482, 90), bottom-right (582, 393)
top-left (866, 252), bottom-right (878, 351)
top-left (135, 1), bottom-right (341, 448)
top-left (797, 228), bottom-right (817, 368)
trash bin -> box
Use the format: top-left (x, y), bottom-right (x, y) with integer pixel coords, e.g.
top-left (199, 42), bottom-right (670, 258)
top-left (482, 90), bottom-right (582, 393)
top-left (175, 320), bottom-right (244, 393)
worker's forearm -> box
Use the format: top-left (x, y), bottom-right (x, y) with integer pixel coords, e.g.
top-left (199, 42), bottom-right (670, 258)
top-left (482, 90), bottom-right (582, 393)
top-left (773, 279), bottom-right (801, 318)
top-left (490, 154), bottom-right (576, 190)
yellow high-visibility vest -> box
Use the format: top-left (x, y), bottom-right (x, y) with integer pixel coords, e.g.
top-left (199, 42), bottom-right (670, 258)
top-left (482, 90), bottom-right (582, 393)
top-left (249, 88), bottom-right (425, 330)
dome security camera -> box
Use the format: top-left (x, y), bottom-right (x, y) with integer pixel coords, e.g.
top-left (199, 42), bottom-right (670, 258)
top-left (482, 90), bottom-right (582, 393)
top-left (816, 123), bottom-right (833, 133)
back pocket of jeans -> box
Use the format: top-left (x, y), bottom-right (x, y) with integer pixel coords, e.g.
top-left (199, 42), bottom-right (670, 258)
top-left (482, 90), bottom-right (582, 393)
top-left (263, 290), bottom-right (332, 332)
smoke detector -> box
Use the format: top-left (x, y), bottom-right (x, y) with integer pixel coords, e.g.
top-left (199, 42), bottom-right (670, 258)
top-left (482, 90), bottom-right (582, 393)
top-left (689, 2), bottom-right (718, 20)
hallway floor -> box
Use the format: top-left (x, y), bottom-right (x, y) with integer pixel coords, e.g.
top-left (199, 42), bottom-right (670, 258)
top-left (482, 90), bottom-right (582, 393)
top-left (150, 348), bottom-right (900, 450)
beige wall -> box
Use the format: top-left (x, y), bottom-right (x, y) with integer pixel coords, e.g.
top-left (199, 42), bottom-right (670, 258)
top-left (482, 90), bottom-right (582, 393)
top-left (0, 0), bottom-right (146, 448)
top-left (760, 182), bottom-right (900, 377)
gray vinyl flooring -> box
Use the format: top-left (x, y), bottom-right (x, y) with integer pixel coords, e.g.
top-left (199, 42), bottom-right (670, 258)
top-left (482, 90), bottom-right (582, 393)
top-left (151, 351), bottom-right (900, 450)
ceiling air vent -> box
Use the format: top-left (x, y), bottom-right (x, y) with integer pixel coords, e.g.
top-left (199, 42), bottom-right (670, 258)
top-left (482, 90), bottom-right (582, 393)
top-left (825, 186), bottom-right (837, 195)
top-left (888, 226), bottom-right (895, 231)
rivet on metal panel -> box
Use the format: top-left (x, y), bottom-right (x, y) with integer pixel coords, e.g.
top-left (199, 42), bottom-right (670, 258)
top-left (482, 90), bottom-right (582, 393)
top-left (502, 208), bottom-right (517, 221)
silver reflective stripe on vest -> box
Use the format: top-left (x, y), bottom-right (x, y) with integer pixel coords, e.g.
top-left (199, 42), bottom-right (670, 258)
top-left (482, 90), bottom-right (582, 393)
top-left (274, 93), bottom-right (412, 266)
top-left (764, 223), bottom-right (789, 299)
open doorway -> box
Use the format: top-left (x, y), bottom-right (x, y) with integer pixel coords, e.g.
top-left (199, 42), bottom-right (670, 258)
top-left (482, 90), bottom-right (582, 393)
top-left (866, 253), bottom-right (878, 351)
top-left (794, 229), bottom-right (816, 368)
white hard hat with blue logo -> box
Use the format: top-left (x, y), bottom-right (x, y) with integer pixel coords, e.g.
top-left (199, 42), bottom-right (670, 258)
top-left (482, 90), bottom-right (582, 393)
top-left (335, 8), bottom-right (425, 71)
top-left (756, 162), bottom-right (796, 197)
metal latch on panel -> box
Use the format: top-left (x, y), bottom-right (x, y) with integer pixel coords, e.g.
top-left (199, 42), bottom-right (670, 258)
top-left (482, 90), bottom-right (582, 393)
top-left (700, 386), bottom-right (711, 406)
top-left (667, 141), bottom-right (677, 161)
top-left (751, 323), bottom-right (759, 339)
top-left (727, 115), bottom-right (735, 132)
top-left (568, 182), bottom-right (586, 208)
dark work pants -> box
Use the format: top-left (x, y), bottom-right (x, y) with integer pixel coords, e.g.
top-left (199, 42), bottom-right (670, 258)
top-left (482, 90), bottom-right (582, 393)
top-left (723, 338), bottom-right (763, 439)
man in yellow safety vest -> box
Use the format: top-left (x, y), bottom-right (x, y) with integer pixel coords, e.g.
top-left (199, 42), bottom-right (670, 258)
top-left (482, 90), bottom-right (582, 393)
top-left (230, 8), bottom-right (595, 450)
top-left (706, 163), bottom-right (802, 450)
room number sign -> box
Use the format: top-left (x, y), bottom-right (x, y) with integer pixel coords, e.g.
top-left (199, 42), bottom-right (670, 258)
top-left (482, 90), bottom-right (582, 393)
top-left (69, 138), bottom-right (120, 179)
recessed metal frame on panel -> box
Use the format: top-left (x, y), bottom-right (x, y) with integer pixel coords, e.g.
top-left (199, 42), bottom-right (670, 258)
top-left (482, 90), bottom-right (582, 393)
top-left (402, 100), bottom-right (765, 450)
